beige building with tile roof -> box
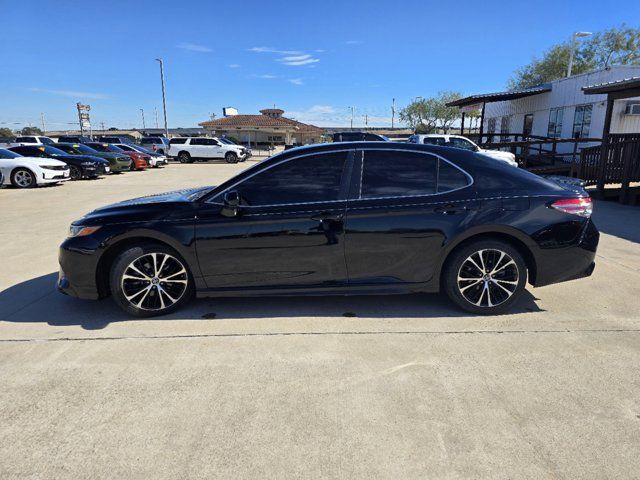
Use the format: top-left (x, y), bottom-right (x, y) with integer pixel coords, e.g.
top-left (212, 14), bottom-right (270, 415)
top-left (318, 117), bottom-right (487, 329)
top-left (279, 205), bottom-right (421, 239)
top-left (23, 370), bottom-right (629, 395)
top-left (199, 108), bottom-right (324, 146)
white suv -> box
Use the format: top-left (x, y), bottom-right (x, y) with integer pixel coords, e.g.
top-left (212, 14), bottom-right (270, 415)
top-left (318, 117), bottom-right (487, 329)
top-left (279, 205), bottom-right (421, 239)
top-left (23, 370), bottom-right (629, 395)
top-left (408, 134), bottom-right (518, 167)
top-left (168, 137), bottom-right (248, 164)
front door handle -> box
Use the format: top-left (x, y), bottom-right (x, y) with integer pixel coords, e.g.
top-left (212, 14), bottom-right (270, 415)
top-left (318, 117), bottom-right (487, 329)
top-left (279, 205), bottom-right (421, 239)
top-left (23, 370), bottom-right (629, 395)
top-left (311, 212), bottom-right (344, 222)
top-left (433, 204), bottom-right (461, 215)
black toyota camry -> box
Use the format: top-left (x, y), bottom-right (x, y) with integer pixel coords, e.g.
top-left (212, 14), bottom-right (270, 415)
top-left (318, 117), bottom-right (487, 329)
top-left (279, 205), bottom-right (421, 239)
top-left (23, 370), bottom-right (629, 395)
top-left (58, 142), bottom-right (599, 317)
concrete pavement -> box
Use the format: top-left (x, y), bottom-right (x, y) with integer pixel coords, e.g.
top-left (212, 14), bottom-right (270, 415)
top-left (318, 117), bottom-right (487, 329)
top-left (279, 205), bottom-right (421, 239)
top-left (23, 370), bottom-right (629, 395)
top-left (1, 161), bottom-right (639, 479)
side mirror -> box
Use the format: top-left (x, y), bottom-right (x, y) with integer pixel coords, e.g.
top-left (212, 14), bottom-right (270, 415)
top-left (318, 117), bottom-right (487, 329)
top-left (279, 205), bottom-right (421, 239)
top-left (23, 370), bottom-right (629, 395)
top-left (222, 190), bottom-right (242, 217)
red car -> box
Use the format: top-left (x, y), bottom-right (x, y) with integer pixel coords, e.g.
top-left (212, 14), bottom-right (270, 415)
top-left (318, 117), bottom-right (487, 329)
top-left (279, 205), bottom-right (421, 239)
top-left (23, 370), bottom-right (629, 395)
top-left (86, 143), bottom-right (149, 171)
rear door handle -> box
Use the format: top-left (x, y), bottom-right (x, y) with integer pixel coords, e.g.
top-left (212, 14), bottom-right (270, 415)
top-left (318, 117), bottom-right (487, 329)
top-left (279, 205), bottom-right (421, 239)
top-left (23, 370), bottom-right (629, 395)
top-left (311, 212), bottom-right (344, 222)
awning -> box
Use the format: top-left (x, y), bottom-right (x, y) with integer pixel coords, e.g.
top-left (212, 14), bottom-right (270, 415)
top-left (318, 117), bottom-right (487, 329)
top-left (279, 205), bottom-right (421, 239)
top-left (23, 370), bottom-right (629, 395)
top-left (582, 76), bottom-right (640, 95)
top-left (446, 84), bottom-right (552, 107)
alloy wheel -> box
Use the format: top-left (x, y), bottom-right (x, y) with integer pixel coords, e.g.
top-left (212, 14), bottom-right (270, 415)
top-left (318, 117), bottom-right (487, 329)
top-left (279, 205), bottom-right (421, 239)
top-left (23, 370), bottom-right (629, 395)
top-left (120, 252), bottom-right (189, 311)
top-left (456, 249), bottom-right (519, 308)
top-left (14, 170), bottom-right (34, 188)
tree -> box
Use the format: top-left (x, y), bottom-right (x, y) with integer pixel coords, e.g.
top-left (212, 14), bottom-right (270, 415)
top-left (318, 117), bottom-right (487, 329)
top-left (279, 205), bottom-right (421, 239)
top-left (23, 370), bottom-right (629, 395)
top-left (20, 126), bottom-right (43, 136)
top-left (399, 91), bottom-right (462, 133)
top-left (0, 127), bottom-right (15, 139)
top-left (508, 25), bottom-right (640, 90)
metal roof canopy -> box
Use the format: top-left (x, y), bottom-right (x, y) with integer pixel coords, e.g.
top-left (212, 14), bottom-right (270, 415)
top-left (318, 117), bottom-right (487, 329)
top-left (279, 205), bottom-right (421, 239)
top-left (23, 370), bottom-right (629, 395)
top-left (446, 84), bottom-right (552, 107)
top-left (582, 76), bottom-right (640, 98)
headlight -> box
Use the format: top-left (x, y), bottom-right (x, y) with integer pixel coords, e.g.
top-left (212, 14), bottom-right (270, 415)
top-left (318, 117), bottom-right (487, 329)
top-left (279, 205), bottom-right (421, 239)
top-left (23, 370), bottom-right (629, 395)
top-left (39, 165), bottom-right (55, 169)
top-left (68, 225), bottom-right (101, 238)
top-left (81, 161), bottom-right (95, 166)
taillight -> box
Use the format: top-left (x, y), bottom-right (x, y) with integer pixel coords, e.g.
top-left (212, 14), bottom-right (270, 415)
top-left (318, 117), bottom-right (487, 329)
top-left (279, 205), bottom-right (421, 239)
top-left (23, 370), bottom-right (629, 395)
top-left (550, 197), bottom-right (593, 217)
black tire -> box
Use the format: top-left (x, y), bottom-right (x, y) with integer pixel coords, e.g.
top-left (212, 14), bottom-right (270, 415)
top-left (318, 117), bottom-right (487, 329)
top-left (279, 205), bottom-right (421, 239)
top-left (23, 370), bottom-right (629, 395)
top-left (69, 165), bottom-right (82, 180)
top-left (109, 243), bottom-right (194, 317)
top-left (225, 152), bottom-right (238, 164)
top-left (443, 239), bottom-right (527, 315)
top-left (11, 168), bottom-right (36, 188)
top-left (178, 151), bottom-right (192, 164)
top-left (157, 149), bottom-right (165, 155)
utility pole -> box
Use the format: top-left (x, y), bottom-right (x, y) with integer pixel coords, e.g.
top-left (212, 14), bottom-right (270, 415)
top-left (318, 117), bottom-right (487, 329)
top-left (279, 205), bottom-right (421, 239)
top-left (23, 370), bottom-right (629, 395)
top-left (154, 108), bottom-right (159, 129)
top-left (363, 114), bottom-right (368, 129)
top-left (140, 108), bottom-right (146, 129)
top-left (391, 98), bottom-right (396, 128)
top-left (349, 106), bottom-right (355, 130)
top-left (40, 113), bottom-right (46, 134)
top-left (156, 58), bottom-right (169, 137)
top-left (100, 122), bottom-right (105, 131)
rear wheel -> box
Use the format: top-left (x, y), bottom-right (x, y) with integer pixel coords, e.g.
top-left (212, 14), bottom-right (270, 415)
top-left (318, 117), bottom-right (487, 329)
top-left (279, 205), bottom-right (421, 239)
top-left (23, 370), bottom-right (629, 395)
top-left (443, 239), bottom-right (527, 315)
top-left (225, 152), bottom-right (238, 164)
top-left (178, 152), bottom-right (192, 164)
top-left (11, 168), bottom-right (36, 188)
top-left (69, 165), bottom-right (82, 180)
top-left (110, 243), bottom-right (193, 317)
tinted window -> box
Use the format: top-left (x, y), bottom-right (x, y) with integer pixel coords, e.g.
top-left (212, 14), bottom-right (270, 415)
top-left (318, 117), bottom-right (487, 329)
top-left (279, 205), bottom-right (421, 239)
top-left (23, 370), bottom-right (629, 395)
top-left (0, 148), bottom-right (21, 159)
top-left (16, 137), bottom-right (36, 143)
top-left (438, 161), bottom-right (469, 192)
top-left (169, 138), bottom-right (187, 144)
top-left (116, 144), bottom-right (135, 151)
top-left (362, 150), bottom-right (437, 198)
top-left (448, 137), bottom-right (477, 151)
top-left (11, 146), bottom-right (46, 157)
top-left (190, 138), bottom-right (205, 145)
top-left (364, 133), bottom-right (384, 141)
top-left (235, 152), bottom-right (346, 205)
top-left (87, 143), bottom-right (109, 152)
top-left (423, 137), bottom-right (446, 146)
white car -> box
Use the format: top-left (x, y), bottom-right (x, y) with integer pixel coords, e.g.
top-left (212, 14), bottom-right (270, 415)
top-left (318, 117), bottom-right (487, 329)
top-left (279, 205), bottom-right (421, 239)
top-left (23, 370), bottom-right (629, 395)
top-left (14, 135), bottom-right (57, 145)
top-left (408, 134), bottom-right (518, 167)
top-left (0, 148), bottom-right (70, 188)
top-left (112, 143), bottom-right (168, 167)
top-left (168, 137), bottom-right (248, 164)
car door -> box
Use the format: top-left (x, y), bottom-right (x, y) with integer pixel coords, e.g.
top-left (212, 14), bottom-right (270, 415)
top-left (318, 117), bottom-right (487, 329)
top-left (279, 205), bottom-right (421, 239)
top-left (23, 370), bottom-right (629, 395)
top-left (195, 149), bottom-right (353, 290)
top-left (344, 148), bottom-right (475, 286)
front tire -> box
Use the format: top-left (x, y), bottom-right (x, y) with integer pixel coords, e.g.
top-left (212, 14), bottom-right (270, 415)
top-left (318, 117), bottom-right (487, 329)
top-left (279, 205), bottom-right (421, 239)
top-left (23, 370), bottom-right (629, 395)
top-left (443, 239), bottom-right (527, 315)
top-left (225, 152), bottom-right (238, 164)
top-left (11, 168), bottom-right (36, 188)
top-left (69, 165), bottom-right (82, 180)
top-left (110, 243), bottom-right (193, 317)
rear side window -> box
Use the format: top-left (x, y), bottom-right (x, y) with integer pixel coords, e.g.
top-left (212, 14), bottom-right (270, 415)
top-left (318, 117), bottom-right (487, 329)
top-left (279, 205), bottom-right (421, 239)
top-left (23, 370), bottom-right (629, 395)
top-left (423, 137), bottom-right (446, 146)
top-left (235, 152), bottom-right (346, 205)
top-left (16, 137), bottom-right (36, 143)
top-left (361, 150), bottom-right (470, 198)
top-left (169, 138), bottom-right (187, 144)
top-left (362, 150), bottom-right (437, 198)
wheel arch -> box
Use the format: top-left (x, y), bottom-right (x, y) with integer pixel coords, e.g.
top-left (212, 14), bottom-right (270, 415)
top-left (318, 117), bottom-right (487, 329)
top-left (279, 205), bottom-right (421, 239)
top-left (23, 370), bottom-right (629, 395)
top-left (438, 228), bottom-right (538, 288)
top-left (10, 166), bottom-right (38, 186)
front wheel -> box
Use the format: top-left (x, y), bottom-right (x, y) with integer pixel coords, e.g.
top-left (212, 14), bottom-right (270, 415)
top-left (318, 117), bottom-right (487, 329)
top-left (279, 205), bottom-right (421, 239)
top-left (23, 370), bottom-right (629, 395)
top-left (110, 244), bottom-right (194, 317)
top-left (69, 165), bottom-right (82, 180)
top-left (443, 239), bottom-right (527, 315)
top-left (11, 168), bottom-right (36, 188)
top-left (225, 152), bottom-right (238, 164)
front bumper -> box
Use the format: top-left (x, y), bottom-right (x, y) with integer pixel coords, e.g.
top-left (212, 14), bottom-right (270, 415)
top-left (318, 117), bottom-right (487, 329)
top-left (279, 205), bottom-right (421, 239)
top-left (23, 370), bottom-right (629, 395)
top-left (58, 243), bottom-right (101, 299)
top-left (111, 160), bottom-right (132, 172)
top-left (40, 169), bottom-right (70, 183)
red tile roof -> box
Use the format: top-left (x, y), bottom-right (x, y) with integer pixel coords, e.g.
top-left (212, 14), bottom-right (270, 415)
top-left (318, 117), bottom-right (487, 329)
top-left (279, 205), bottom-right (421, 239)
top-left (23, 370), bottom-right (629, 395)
top-left (199, 113), bottom-right (323, 133)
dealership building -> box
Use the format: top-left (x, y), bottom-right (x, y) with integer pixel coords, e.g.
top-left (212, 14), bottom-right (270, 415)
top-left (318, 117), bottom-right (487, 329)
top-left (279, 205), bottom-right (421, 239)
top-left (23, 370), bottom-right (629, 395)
top-left (199, 108), bottom-right (324, 146)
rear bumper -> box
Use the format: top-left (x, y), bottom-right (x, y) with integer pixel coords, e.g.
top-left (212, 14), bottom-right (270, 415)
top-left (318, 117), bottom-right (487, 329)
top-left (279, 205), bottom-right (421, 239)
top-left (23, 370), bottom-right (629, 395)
top-left (532, 219), bottom-right (599, 287)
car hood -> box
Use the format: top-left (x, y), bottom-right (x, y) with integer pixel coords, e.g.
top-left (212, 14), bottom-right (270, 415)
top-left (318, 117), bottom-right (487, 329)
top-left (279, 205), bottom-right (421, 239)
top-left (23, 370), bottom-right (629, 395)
top-left (14, 156), bottom-right (68, 167)
top-left (479, 148), bottom-right (515, 159)
top-left (97, 186), bottom-right (213, 210)
top-left (56, 154), bottom-right (109, 164)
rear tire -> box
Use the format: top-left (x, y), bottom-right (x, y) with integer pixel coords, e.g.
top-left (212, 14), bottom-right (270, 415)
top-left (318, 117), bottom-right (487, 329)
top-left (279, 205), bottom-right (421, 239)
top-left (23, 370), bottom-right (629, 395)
top-left (178, 152), bottom-right (192, 164)
top-left (109, 243), bottom-right (194, 317)
top-left (443, 239), bottom-right (527, 315)
top-left (225, 152), bottom-right (238, 164)
top-left (11, 168), bottom-right (36, 188)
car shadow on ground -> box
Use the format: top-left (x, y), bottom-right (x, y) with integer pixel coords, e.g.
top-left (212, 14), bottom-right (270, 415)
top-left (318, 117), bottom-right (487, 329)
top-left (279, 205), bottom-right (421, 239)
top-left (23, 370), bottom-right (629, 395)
top-left (592, 200), bottom-right (640, 244)
top-left (0, 272), bottom-right (544, 330)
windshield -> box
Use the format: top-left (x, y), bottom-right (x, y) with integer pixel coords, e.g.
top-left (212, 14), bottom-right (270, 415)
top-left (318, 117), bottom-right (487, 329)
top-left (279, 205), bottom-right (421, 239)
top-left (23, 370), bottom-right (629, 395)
top-left (0, 148), bottom-right (21, 159)
top-left (219, 138), bottom-right (236, 145)
top-left (58, 144), bottom-right (99, 155)
top-left (44, 146), bottom-right (68, 156)
top-left (107, 145), bottom-right (125, 153)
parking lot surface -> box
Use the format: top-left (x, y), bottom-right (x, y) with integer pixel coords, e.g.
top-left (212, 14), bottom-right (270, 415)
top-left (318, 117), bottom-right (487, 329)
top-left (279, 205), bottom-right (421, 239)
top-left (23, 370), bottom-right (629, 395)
top-left (1, 161), bottom-right (639, 479)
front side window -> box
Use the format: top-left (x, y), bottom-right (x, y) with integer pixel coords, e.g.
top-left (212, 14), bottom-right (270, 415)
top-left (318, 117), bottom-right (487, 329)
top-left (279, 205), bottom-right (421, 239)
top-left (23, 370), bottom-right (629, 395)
top-left (448, 137), bottom-right (477, 151)
top-left (572, 105), bottom-right (592, 138)
top-left (234, 152), bottom-right (346, 205)
top-left (422, 137), bottom-right (446, 146)
top-left (548, 107), bottom-right (564, 138)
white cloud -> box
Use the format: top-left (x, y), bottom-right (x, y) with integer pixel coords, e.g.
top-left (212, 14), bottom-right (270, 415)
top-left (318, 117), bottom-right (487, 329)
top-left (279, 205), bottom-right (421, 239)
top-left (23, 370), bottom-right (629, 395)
top-left (252, 74), bottom-right (277, 79)
top-left (229, 64), bottom-right (240, 68)
top-left (289, 78), bottom-right (304, 86)
top-left (177, 42), bottom-right (212, 53)
top-left (309, 105), bottom-right (335, 114)
top-left (250, 47), bottom-right (321, 66)
top-left (345, 40), bottom-right (364, 45)
top-left (280, 57), bottom-right (319, 66)
top-left (248, 46), bottom-right (301, 55)
top-left (28, 88), bottom-right (109, 100)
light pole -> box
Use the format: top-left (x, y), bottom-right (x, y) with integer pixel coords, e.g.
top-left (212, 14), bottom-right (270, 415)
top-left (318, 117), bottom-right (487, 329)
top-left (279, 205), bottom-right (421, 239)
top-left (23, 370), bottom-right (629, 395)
top-left (140, 108), bottom-right (146, 129)
top-left (567, 31), bottom-right (592, 78)
top-left (156, 58), bottom-right (169, 137)
top-left (349, 106), bottom-right (355, 130)
top-left (391, 98), bottom-right (395, 128)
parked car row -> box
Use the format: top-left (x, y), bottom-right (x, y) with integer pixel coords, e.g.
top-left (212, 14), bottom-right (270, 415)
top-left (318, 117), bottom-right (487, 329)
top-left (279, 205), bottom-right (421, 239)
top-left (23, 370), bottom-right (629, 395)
top-left (0, 141), bottom-right (167, 189)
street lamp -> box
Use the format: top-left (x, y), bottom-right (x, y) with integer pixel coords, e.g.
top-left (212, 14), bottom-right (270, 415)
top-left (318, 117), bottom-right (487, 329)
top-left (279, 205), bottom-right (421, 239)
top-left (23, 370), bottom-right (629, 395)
top-left (156, 58), bottom-right (169, 137)
top-left (567, 31), bottom-right (592, 78)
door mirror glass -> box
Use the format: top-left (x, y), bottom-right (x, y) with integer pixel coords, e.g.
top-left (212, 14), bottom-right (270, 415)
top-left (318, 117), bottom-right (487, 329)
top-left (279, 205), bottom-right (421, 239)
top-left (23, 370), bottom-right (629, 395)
top-left (222, 190), bottom-right (241, 217)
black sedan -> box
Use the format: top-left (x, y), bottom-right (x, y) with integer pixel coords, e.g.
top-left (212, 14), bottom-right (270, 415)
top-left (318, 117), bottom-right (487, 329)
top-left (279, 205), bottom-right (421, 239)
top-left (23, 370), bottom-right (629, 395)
top-left (58, 142), bottom-right (599, 317)
top-left (9, 145), bottom-right (109, 179)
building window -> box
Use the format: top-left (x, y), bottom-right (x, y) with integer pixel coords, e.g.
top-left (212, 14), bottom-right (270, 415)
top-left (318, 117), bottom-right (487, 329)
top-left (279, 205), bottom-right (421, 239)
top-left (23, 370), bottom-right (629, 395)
top-left (523, 114), bottom-right (534, 137)
top-left (547, 107), bottom-right (564, 138)
top-left (487, 118), bottom-right (496, 142)
top-left (267, 136), bottom-right (284, 142)
top-left (500, 116), bottom-right (511, 141)
top-left (572, 105), bottom-right (592, 138)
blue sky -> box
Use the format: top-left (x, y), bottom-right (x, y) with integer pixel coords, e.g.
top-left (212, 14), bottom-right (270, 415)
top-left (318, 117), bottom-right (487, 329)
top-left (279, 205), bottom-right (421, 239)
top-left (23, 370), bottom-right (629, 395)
top-left (1, 0), bottom-right (638, 129)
